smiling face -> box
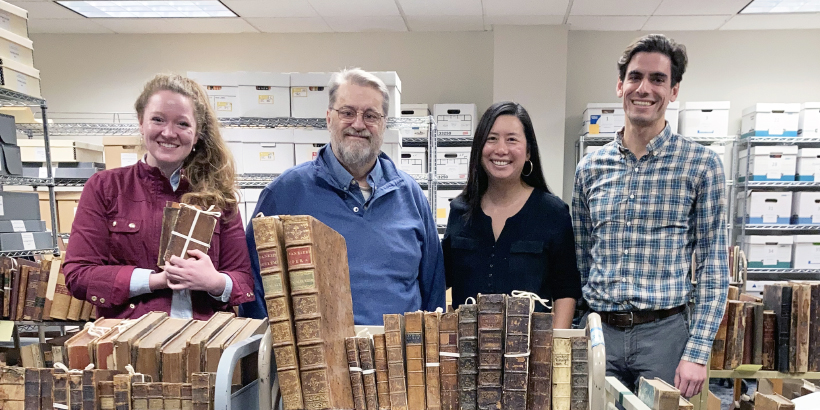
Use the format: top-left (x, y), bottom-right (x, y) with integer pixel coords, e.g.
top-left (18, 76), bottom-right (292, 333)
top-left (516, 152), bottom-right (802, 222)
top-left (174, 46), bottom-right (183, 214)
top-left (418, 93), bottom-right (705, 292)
top-left (617, 51), bottom-right (679, 130)
top-left (481, 115), bottom-right (530, 185)
top-left (326, 81), bottom-right (385, 171)
top-left (140, 90), bottom-right (197, 175)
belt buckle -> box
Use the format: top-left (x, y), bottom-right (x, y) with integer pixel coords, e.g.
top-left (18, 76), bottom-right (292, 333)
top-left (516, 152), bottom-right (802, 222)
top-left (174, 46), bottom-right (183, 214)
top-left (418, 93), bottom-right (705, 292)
top-left (627, 311), bottom-right (634, 327)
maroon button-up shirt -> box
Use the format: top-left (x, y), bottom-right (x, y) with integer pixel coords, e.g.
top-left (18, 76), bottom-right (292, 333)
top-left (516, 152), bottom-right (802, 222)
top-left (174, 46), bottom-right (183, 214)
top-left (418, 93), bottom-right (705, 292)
top-left (63, 161), bottom-right (254, 319)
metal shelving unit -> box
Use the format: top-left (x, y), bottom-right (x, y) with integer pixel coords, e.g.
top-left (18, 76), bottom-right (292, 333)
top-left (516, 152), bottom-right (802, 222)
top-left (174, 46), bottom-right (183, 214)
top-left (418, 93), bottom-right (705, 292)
top-left (746, 268), bottom-right (820, 281)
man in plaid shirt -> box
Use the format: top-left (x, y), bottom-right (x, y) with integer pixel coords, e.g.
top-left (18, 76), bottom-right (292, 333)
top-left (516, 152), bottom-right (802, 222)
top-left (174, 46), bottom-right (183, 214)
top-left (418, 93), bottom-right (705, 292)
top-left (572, 34), bottom-right (728, 398)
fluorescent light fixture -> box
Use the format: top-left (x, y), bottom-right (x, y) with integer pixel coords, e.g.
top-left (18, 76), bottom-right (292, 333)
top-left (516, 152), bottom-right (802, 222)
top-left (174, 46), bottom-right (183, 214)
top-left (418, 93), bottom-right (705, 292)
top-left (741, 0), bottom-right (820, 13)
top-left (56, 1), bottom-right (237, 18)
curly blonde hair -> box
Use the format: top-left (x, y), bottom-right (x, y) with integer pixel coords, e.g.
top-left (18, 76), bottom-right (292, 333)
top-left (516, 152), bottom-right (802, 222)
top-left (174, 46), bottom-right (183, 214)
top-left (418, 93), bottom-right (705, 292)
top-left (134, 74), bottom-right (238, 214)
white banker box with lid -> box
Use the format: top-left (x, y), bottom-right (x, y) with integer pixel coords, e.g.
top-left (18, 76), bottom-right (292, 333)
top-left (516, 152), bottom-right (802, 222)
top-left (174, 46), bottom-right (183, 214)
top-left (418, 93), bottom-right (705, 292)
top-left (744, 235), bottom-right (793, 269)
top-left (290, 72), bottom-right (331, 118)
top-left (399, 103), bottom-right (431, 141)
top-left (293, 128), bottom-right (329, 165)
top-left (436, 147), bottom-right (469, 181)
top-left (793, 235), bottom-right (820, 269)
top-left (0, 1), bottom-right (29, 39)
top-left (791, 192), bottom-right (820, 224)
top-left (236, 72), bottom-right (290, 118)
top-left (741, 191), bottom-right (791, 224)
top-left (434, 104), bottom-right (477, 139)
top-left (737, 145), bottom-right (798, 182)
top-left (436, 189), bottom-right (460, 225)
top-left (678, 101), bottom-right (730, 137)
top-left (800, 102), bottom-right (820, 137)
top-left (741, 103), bottom-right (800, 137)
top-left (187, 72), bottom-right (238, 118)
top-left (371, 71), bottom-right (401, 118)
top-left (399, 146), bottom-right (426, 177)
top-left (223, 128), bottom-right (295, 175)
top-left (705, 143), bottom-right (733, 183)
top-left (581, 102), bottom-right (678, 136)
top-left (796, 148), bottom-right (820, 181)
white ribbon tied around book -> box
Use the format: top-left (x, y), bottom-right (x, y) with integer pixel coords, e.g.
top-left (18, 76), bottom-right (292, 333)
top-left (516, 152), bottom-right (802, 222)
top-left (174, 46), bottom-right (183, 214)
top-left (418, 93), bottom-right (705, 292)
top-left (53, 362), bottom-right (93, 374)
top-left (84, 321), bottom-right (111, 338)
top-left (511, 290), bottom-right (552, 313)
top-left (170, 204), bottom-right (221, 258)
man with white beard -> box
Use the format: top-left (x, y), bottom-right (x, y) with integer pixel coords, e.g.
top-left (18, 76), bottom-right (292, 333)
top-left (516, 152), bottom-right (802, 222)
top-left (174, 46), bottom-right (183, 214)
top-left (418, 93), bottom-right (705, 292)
top-left (240, 68), bottom-right (446, 325)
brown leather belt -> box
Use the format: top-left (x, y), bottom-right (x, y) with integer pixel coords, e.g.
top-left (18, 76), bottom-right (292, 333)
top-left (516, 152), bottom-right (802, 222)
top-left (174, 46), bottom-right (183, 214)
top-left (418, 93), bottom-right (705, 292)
top-left (597, 305), bottom-right (685, 328)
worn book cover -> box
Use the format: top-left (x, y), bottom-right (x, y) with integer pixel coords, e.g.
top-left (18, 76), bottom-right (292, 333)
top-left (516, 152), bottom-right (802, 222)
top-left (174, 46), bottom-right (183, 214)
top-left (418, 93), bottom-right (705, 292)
top-left (1, 257), bottom-right (11, 318)
top-left (113, 374), bottom-right (131, 410)
top-left (66, 295), bottom-right (84, 321)
top-left (762, 283), bottom-right (793, 373)
top-left (79, 300), bottom-right (94, 321)
top-left (39, 368), bottom-right (53, 410)
top-left (49, 262), bottom-right (73, 321)
top-left (384, 313), bottom-right (408, 410)
top-left (251, 214), bottom-right (303, 410)
top-left (356, 337), bottom-right (379, 410)
top-left (158, 201), bottom-right (181, 267)
top-left (637, 377), bottom-right (680, 410)
top-left (53, 370), bottom-right (68, 409)
top-left (405, 311), bottom-right (426, 410)
top-left (65, 318), bottom-right (124, 370)
top-left (752, 302), bottom-right (764, 365)
top-left (808, 283), bottom-right (820, 372)
top-left (742, 303), bottom-right (755, 365)
top-left (794, 283), bottom-right (811, 373)
top-left (23, 368), bottom-right (38, 410)
top-left (754, 391), bottom-right (796, 410)
top-left (163, 204), bottom-right (218, 263)
top-left (163, 383), bottom-right (182, 410)
top-left (131, 383), bottom-right (148, 410)
top-left (180, 383), bottom-right (192, 410)
top-left (160, 320), bottom-right (208, 383)
top-left (423, 311), bottom-right (441, 410)
top-left (12, 258), bottom-right (36, 320)
top-left (186, 312), bottom-right (234, 376)
top-left (21, 263), bottom-right (41, 320)
top-left (69, 373), bottom-right (83, 410)
top-left (95, 320), bottom-right (139, 370)
top-left (570, 337), bottom-right (589, 410)
top-left (345, 337), bottom-right (367, 410)
top-left (135, 317), bottom-right (193, 381)
top-left (722, 300), bottom-right (745, 370)
top-left (190, 373), bottom-right (210, 410)
top-left (502, 296), bottom-right (531, 410)
top-left (204, 318), bottom-right (250, 374)
top-left (477, 294), bottom-right (505, 410)
top-left (113, 312), bottom-right (168, 370)
top-left (147, 382), bottom-right (164, 410)
top-left (34, 259), bottom-right (51, 320)
top-left (552, 337), bottom-right (571, 410)
top-left (83, 369), bottom-right (125, 410)
top-left (98, 380), bottom-right (115, 410)
top-left (458, 303), bottom-right (478, 410)
top-left (762, 310), bottom-right (777, 370)
top-left (372, 333), bottom-right (391, 410)
top-left (282, 215), bottom-right (355, 410)
top-left (439, 311), bottom-right (459, 410)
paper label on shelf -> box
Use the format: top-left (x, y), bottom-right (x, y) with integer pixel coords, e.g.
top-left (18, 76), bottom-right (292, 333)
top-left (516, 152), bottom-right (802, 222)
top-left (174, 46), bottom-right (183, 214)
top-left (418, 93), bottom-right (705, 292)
top-left (34, 147), bottom-right (46, 162)
top-left (21, 232), bottom-right (35, 250)
top-left (15, 72), bottom-right (27, 93)
top-left (258, 95), bottom-right (273, 104)
top-left (121, 152), bottom-right (138, 167)
top-left (0, 11), bottom-right (10, 32)
top-left (0, 197), bottom-right (4, 216)
top-left (291, 87), bottom-right (307, 97)
top-left (10, 220), bottom-right (25, 232)
top-left (763, 213), bottom-right (778, 223)
top-left (8, 43), bottom-right (20, 61)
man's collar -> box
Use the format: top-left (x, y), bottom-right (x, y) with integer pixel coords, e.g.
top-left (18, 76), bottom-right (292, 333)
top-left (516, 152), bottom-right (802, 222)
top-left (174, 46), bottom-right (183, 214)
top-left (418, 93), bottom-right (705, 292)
top-left (321, 144), bottom-right (383, 189)
top-left (615, 122), bottom-right (673, 156)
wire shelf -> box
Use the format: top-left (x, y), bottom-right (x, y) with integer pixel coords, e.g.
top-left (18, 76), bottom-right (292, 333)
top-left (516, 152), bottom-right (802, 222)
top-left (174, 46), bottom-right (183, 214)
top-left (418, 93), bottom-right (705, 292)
top-left (0, 88), bottom-right (45, 107)
top-left (17, 122), bottom-right (139, 136)
top-left (13, 320), bottom-right (86, 327)
top-left (746, 269), bottom-right (820, 281)
top-left (743, 224), bottom-right (820, 231)
top-left (742, 136), bottom-right (820, 143)
top-left (436, 181), bottom-right (466, 189)
top-left (580, 135), bottom-right (735, 144)
top-left (0, 248), bottom-right (59, 257)
top-left (53, 178), bottom-right (90, 187)
top-left (237, 174), bottom-right (278, 188)
top-left (0, 175), bottom-right (52, 186)
top-left (739, 181), bottom-right (820, 189)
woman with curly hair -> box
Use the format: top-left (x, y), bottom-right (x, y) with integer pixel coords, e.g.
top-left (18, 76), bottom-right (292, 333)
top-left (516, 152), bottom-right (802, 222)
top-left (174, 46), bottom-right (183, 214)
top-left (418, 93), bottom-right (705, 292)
top-left (63, 73), bottom-right (255, 319)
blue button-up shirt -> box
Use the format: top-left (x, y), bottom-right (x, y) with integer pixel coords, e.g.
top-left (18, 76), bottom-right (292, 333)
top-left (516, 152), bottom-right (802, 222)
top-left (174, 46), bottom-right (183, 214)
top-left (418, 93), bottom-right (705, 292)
top-left (240, 144), bottom-right (446, 325)
top-left (572, 124), bottom-right (729, 364)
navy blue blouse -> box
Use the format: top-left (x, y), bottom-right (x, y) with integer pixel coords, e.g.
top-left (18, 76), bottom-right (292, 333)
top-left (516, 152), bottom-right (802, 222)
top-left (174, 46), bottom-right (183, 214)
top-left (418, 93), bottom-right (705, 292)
top-left (442, 189), bottom-right (582, 309)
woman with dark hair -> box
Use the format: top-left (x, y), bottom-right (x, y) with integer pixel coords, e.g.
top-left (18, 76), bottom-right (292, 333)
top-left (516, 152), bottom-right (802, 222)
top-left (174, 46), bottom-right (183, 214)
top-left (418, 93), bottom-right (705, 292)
top-left (442, 101), bottom-right (581, 328)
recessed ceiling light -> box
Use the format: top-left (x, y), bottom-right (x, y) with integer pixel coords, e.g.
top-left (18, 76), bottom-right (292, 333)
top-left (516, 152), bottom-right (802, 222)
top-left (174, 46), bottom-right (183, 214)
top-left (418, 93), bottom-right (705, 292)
top-left (56, 1), bottom-right (237, 18)
top-left (741, 0), bottom-right (820, 14)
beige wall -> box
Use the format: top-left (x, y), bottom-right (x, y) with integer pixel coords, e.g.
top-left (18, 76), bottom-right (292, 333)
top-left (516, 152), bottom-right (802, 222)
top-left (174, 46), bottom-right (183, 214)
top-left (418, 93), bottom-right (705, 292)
top-left (562, 29), bottom-right (820, 201)
top-left (29, 31), bottom-right (495, 115)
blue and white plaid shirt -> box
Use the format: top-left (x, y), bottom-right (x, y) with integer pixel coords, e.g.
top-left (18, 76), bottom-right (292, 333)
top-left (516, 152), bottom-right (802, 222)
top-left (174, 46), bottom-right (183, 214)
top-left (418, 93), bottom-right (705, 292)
top-left (572, 124), bottom-right (729, 364)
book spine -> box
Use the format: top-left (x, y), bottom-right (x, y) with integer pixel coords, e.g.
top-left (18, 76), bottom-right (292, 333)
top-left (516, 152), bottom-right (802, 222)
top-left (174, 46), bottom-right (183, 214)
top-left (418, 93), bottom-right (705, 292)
top-left (742, 304), bottom-right (755, 364)
top-left (132, 383), bottom-right (149, 410)
top-left (527, 313), bottom-right (552, 410)
top-left (53, 372), bottom-right (69, 408)
top-left (372, 334), bottom-right (391, 410)
top-left (22, 265), bottom-right (40, 320)
top-left (790, 285), bottom-right (800, 373)
top-left (723, 300), bottom-right (744, 370)
top-left (346, 337), bottom-right (367, 410)
top-left (356, 337), bottom-right (379, 410)
top-left (2, 258), bottom-right (10, 319)
top-left (404, 311), bottom-right (426, 410)
top-left (383, 313), bottom-right (408, 410)
top-left (762, 310), bottom-right (776, 370)
top-left (809, 284), bottom-right (820, 372)
top-left (423, 312), bottom-right (441, 410)
top-left (81, 369), bottom-right (95, 410)
top-left (552, 338), bottom-right (571, 410)
top-left (113, 374), bottom-right (131, 410)
top-left (69, 373), bottom-right (84, 410)
top-left (99, 381), bottom-right (115, 410)
top-left (797, 284), bottom-right (811, 373)
top-left (458, 304), bottom-right (478, 410)
top-left (753, 303), bottom-right (764, 365)
top-left (439, 311), bottom-right (459, 410)
top-left (35, 260), bottom-right (50, 320)
top-left (570, 337), bottom-right (589, 410)
top-left (147, 383), bottom-right (163, 410)
top-left (777, 286), bottom-right (793, 373)
top-left (67, 296), bottom-right (84, 321)
top-left (80, 300), bottom-right (94, 321)
top-left (39, 368), bottom-right (53, 410)
top-left (50, 269), bottom-right (72, 320)
top-left (163, 383), bottom-right (182, 410)
top-left (191, 373), bottom-right (210, 410)
top-left (477, 294), bottom-right (505, 410)
top-left (502, 297), bottom-right (531, 410)
top-left (710, 301), bottom-right (729, 370)
top-left (180, 383), bottom-right (192, 410)
top-left (24, 368), bottom-right (39, 410)
top-left (14, 265), bottom-right (29, 320)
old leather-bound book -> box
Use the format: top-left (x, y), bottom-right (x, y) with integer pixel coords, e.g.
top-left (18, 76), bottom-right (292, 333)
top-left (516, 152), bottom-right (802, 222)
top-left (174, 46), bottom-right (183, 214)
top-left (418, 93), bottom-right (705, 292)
top-left (65, 318), bottom-right (124, 370)
top-left (251, 214), bottom-right (303, 410)
top-left (762, 310), bottom-right (777, 370)
top-left (69, 373), bottom-right (83, 410)
top-left (742, 303), bottom-right (756, 365)
top-left (66, 295), bottom-right (84, 321)
top-left (42, 258), bottom-right (63, 320)
top-left (793, 283), bottom-right (811, 373)
top-left (95, 320), bottom-right (139, 370)
top-left (131, 383), bottom-right (149, 410)
top-left (39, 368), bottom-right (53, 410)
top-left (722, 300), bottom-right (745, 370)
top-left (158, 201), bottom-right (182, 267)
top-left (163, 383), bottom-right (182, 410)
top-left (753, 303), bottom-right (764, 365)
top-left (570, 337), bottom-right (589, 410)
top-left (187, 312), bottom-right (234, 376)
top-left (356, 337), bottom-right (379, 410)
top-left (52, 368), bottom-right (68, 409)
top-left (754, 391), bottom-right (796, 410)
top-left (99, 381), bottom-right (115, 410)
top-left (49, 262), bottom-right (73, 321)
top-left (113, 374), bottom-right (131, 410)
top-left (423, 311), bottom-right (441, 410)
top-left (113, 312), bottom-right (168, 370)
top-left (7, 259), bottom-right (24, 320)
top-left (190, 373), bottom-right (210, 410)
top-left (383, 313), bottom-right (408, 410)
top-left (762, 283), bottom-right (793, 373)
top-left (405, 311), bottom-right (426, 410)
top-left (83, 369), bottom-right (125, 410)
top-left (135, 317), bottom-right (193, 381)
top-left (637, 377), bottom-right (680, 410)
top-left (345, 337), bottom-right (367, 410)
top-left (439, 311), bottom-right (459, 410)
top-left (34, 259), bottom-right (51, 320)
top-left (204, 318), bottom-right (250, 374)
top-left (14, 259), bottom-right (39, 320)
top-left (147, 383), bottom-right (164, 410)
top-left (372, 334), bottom-right (391, 410)
top-left (281, 215), bottom-right (355, 410)
top-left (1, 257), bottom-right (11, 318)
top-left (21, 262), bottom-right (41, 320)
top-left (808, 283), bottom-right (820, 372)
top-left (23, 368), bottom-right (38, 410)
top-left (502, 297), bottom-right (532, 410)
top-left (160, 320), bottom-right (208, 383)
top-left (458, 303), bottom-right (478, 410)
top-left (80, 301), bottom-right (94, 321)
top-left (163, 203), bottom-right (218, 263)
top-left (552, 337), bottom-right (571, 410)
top-left (180, 383), bottom-right (193, 410)
top-left (477, 294), bottom-right (505, 410)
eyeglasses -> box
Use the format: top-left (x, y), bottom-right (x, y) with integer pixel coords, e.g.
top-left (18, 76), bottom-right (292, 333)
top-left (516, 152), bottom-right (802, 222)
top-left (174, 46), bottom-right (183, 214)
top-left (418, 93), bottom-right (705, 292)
top-left (332, 107), bottom-right (385, 125)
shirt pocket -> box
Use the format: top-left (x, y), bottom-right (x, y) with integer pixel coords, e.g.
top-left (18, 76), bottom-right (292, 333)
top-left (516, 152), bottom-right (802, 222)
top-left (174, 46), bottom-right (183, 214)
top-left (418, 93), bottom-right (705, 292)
top-left (107, 218), bottom-right (143, 266)
top-left (645, 189), bottom-right (692, 230)
top-left (509, 240), bottom-right (546, 288)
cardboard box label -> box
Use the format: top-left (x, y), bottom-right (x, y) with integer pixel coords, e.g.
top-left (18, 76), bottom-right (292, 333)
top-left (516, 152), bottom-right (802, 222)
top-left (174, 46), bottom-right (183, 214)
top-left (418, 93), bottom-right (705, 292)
top-left (15, 72), bottom-right (26, 94)
top-left (259, 152), bottom-right (275, 161)
top-left (291, 87), bottom-right (307, 97)
top-left (38, 167), bottom-right (56, 179)
top-left (10, 220), bottom-right (25, 232)
top-left (216, 101), bottom-right (232, 111)
top-left (766, 156), bottom-right (783, 179)
top-left (21, 232), bottom-right (35, 250)
top-left (8, 43), bottom-right (19, 61)
top-left (0, 11), bottom-right (10, 32)
top-left (121, 152), bottom-right (138, 167)
top-left (763, 245), bottom-right (777, 266)
top-left (258, 95), bottom-right (274, 104)
top-left (770, 114), bottom-right (785, 135)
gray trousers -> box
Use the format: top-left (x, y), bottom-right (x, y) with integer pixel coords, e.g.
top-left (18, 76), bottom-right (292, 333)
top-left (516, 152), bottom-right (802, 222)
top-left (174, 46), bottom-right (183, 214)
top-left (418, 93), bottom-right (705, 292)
top-left (599, 311), bottom-right (690, 392)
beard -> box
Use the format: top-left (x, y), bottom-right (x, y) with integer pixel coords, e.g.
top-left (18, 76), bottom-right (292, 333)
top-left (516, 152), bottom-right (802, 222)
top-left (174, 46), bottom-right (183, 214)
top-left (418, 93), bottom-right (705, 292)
top-left (330, 126), bottom-right (382, 170)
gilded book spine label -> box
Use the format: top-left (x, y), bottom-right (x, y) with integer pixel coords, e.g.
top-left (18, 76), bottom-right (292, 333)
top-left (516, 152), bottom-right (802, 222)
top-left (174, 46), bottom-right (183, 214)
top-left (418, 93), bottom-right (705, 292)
top-left (292, 293), bottom-right (319, 318)
top-left (289, 270), bottom-right (317, 293)
top-left (301, 369), bottom-right (332, 410)
top-left (265, 296), bottom-right (289, 322)
top-left (297, 344), bottom-right (327, 368)
top-left (278, 369), bottom-right (304, 410)
top-left (261, 273), bottom-right (283, 296)
top-left (258, 249), bottom-right (281, 274)
top-left (283, 219), bottom-right (310, 244)
top-left (270, 320), bottom-right (297, 346)
top-left (273, 344), bottom-right (299, 368)
top-left (294, 317), bottom-right (322, 345)
top-left (287, 246), bottom-right (314, 269)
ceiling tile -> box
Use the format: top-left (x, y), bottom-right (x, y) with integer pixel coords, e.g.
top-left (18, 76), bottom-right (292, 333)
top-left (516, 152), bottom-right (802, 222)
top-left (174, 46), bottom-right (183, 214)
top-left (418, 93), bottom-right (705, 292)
top-left (482, 0), bottom-right (569, 16)
top-left (325, 15), bottom-right (407, 32)
top-left (567, 15), bottom-right (649, 30)
top-left (93, 18), bottom-right (260, 34)
top-left (397, 0), bottom-right (483, 17)
top-left (642, 15), bottom-right (732, 30)
top-left (571, 0), bottom-right (663, 16)
top-left (28, 18), bottom-right (114, 33)
top-left (308, 0), bottom-right (400, 17)
top-left (654, 0), bottom-right (752, 16)
top-left (720, 13), bottom-right (820, 30)
top-left (244, 16), bottom-right (332, 32)
top-left (405, 15), bottom-right (485, 31)
top-left (484, 15), bottom-right (565, 25)
top-left (220, 0), bottom-right (317, 18)
top-left (5, 1), bottom-right (83, 19)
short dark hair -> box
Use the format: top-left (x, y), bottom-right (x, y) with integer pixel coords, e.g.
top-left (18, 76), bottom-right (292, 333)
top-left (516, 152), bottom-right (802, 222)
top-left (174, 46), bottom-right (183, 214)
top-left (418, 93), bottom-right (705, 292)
top-left (618, 34), bottom-right (688, 87)
top-left (461, 102), bottom-right (550, 220)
